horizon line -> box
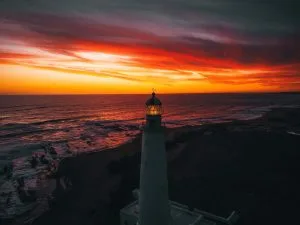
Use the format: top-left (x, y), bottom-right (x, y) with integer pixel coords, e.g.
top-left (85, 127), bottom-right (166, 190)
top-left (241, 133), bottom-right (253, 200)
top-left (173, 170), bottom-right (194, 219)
top-left (1, 91), bottom-right (300, 96)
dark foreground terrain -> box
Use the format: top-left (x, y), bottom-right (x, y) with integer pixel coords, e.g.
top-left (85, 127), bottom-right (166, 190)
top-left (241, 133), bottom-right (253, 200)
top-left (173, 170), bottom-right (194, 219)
top-left (14, 107), bottom-right (300, 225)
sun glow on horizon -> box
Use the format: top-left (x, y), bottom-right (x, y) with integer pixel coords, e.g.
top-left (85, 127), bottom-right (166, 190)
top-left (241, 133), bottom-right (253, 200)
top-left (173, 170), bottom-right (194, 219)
top-left (1, 56), bottom-right (297, 94)
top-left (1, 63), bottom-right (279, 95)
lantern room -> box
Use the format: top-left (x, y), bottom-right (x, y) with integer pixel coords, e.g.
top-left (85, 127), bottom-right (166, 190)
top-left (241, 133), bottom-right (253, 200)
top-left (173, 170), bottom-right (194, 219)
top-left (145, 92), bottom-right (163, 116)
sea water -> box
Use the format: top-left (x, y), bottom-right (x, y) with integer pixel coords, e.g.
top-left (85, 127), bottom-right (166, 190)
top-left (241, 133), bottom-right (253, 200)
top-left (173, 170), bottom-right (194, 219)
top-left (1, 93), bottom-right (300, 161)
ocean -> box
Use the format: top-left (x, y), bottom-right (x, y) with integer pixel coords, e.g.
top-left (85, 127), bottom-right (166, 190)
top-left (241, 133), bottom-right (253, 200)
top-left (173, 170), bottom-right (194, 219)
top-left (1, 93), bottom-right (300, 161)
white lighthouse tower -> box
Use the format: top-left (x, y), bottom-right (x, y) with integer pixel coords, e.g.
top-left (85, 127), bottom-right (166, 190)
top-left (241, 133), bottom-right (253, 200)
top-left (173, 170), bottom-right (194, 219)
top-left (120, 92), bottom-right (238, 225)
top-left (138, 91), bottom-right (170, 225)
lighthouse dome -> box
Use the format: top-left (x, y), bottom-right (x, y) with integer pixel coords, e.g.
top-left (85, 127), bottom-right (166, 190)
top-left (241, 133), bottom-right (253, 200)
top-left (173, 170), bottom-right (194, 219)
top-left (145, 92), bottom-right (162, 106)
top-left (145, 92), bottom-right (163, 116)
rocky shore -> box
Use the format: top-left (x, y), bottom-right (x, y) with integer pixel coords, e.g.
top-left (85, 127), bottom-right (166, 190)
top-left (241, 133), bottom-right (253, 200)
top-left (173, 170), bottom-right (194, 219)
top-left (11, 107), bottom-right (300, 225)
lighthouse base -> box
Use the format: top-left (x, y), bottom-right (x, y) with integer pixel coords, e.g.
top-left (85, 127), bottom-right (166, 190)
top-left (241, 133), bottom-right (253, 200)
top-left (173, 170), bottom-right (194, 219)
top-left (120, 198), bottom-right (238, 225)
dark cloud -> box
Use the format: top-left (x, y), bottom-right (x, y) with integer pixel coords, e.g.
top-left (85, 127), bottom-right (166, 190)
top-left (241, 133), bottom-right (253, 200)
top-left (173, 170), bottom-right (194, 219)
top-left (1, 0), bottom-right (299, 32)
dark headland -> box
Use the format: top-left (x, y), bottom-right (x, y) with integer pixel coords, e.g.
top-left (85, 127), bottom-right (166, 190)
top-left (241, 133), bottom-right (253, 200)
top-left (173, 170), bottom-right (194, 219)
top-left (13, 107), bottom-right (300, 225)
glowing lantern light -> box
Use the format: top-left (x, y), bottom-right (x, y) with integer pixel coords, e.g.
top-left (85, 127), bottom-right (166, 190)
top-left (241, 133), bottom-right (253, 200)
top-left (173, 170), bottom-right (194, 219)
top-left (145, 91), bottom-right (163, 116)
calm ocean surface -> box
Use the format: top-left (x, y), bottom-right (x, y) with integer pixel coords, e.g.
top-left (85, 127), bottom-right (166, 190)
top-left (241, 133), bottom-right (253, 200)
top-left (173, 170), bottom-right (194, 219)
top-left (1, 93), bottom-right (300, 161)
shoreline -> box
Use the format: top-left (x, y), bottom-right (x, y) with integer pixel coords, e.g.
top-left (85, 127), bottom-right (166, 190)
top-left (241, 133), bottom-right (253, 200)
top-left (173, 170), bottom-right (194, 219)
top-left (4, 106), bottom-right (300, 225)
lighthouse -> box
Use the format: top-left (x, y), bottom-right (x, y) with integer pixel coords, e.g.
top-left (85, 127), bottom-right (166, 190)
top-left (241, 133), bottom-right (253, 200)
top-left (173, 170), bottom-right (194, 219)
top-left (120, 92), bottom-right (238, 225)
top-left (138, 91), bottom-right (170, 225)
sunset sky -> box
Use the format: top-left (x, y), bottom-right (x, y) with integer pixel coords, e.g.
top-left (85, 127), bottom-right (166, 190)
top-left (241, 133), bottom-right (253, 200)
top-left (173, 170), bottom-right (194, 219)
top-left (0, 0), bottom-right (299, 94)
